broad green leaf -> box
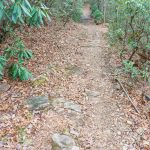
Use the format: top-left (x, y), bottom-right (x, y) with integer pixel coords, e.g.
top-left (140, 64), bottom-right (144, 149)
top-left (17, 5), bottom-right (22, 17)
top-left (38, 10), bottom-right (44, 24)
top-left (21, 5), bottom-right (31, 17)
top-left (12, 13), bottom-right (18, 23)
top-left (0, 9), bottom-right (4, 21)
top-left (9, 63), bottom-right (19, 79)
top-left (24, 0), bottom-right (31, 9)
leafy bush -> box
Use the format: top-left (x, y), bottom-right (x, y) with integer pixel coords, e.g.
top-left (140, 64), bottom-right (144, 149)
top-left (72, 0), bottom-right (83, 22)
top-left (108, 28), bottom-right (125, 45)
top-left (8, 63), bottom-right (32, 81)
top-left (90, 3), bottom-right (103, 24)
top-left (0, 0), bottom-right (51, 81)
top-left (0, 56), bottom-right (7, 78)
top-left (109, 0), bottom-right (150, 58)
top-left (140, 61), bottom-right (150, 81)
top-left (1, 38), bottom-right (32, 80)
top-left (108, 0), bottom-right (150, 82)
top-left (123, 60), bottom-right (140, 78)
top-left (123, 60), bottom-right (149, 81)
top-left (92, 9), bottom-right (103, 24)
top-left (0, 0), bottom-right (50, 42)
top-left (91, 4), bottom-right (98, 15)
top-left (28, 3), bottom-right (50, 26)
top-left (48, 0), bottom-right (83, 24)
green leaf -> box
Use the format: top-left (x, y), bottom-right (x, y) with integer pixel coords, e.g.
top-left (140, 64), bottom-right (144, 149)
top-left (12, 4), bottom-right (18, 14)
top-left (21, 5), bottom-right (31, 17)
top-left (38, 10), bottom-right (44, 24)
top-left (0, 63), bottom-right (4, 77)
top-left (0, 56), bottom-right (7, 66)
top-left (24, 0), bottom-right (31, 9)
top-left (12, 13), bottom-right (18, 23)
top-left (19, 66), bottom-right (32, 80)
top-left (18, 59), bottom-right (24, 65)
top-left (17, 5), bottom-right (22, 17)
top-left (40, 9), bottom-right (46, 17)
top-left (0, 64), bottom-right (4, 70)
top-left (26, 50), bottom-right (33, 59)
top-left (9, 63), bottom-right (19, 79)
top-left (0, 9), bottom-right (4, 21)
top-left (19, 15), bottom-right (24, 23)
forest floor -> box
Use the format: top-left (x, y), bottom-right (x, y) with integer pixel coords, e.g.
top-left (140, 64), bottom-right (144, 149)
top-left (0, 5), bottom-right (150, 150)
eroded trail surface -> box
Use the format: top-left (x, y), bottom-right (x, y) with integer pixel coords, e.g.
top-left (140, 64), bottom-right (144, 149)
top-left (30, 23), bottom-right (141, 149)
top-left (70, 23), bottom-right (134, 149)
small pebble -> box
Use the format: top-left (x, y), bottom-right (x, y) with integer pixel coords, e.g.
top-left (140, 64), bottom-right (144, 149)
top-left (117, 131), bottom-right (121, 135)
top-left (127, 120), bottom-right (132, 125)
top-left (143, 140), bottom-right (150, 146)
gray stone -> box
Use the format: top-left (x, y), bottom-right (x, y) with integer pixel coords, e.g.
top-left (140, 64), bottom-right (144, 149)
top-left (85, 89), bottom-right (100, 97)
top-left (0, 83), bottom-right (10, 93)
top-left (117, 131), bottom-right (121, 136)
top-left (144, 94), bottom-right (150, 101)
top-left (51, 98), bottom-right (67, 108)
top-left (64, 101), bottom-right (81, 113)
top-left (0, 141), bottom-right (5, 148)
top-left (122, 145), bottom-right (135, 150)
top-left (64, 65), bottom-right (83, 76)
top-left (127, 120), bottom-right (133, 125)
top-left (72, 146), bottom-right (79, 150)
top-left (52, 134), bottom-right (76, 150)
top-left (51, 98), bottom-right (82, 113)
top-left (143, 140), bottom-right (150, 146)
top-left (27, 95), bottom-right (50, 110)
top-left (63, 146), bottom-right (79, 150)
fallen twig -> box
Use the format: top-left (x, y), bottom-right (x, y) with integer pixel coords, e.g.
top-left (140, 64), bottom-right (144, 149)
top-left (80, 45), bottom-right (109, 48)
top-left (116, 78), bottom-right (140, 114)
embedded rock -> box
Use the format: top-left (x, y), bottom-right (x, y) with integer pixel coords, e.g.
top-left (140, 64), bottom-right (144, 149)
top-left (52, 133), bottom-right (79, 150)
top-left (27, 95), bottom-right (50, 110)
top-left (85, 89), bottom-right (100, 97)
top-left (64, 101), bottom-right (81, 113)
top-left (0, 83), bottom-right (10, 93)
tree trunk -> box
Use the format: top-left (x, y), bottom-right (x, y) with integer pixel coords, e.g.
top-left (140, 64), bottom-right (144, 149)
top-left (103, 0), bottom-right (106, 23)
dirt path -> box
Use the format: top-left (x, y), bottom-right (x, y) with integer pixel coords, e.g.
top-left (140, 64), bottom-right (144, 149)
top-left (1, 6), bottom-right (149, 150)
top-left (29, 23), bottom-right (135, 150)
top-left (75, 23), bottom-right (133, 150)
top-left (56, 6), bottom-right (133, 149)
top-left (29, 9), bottom-right (148, 150)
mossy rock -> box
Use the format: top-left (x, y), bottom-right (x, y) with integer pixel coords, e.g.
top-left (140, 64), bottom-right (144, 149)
top-left (47, 64), bottom-right (60, 73)
top-left (32, 74), bottom-right (48, 87)
top-left (64, 65), bottom-right (83, 76)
